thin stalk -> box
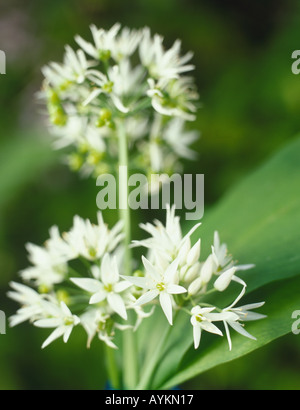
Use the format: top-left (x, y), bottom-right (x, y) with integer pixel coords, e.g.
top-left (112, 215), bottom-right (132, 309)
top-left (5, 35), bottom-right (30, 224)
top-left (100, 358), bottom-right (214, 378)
top-left (117, 120), bottom-right (139, 389)
top-left (136, 312), bottom-right (178, 390)
top-left (105, 344), bottom-right (120, 389)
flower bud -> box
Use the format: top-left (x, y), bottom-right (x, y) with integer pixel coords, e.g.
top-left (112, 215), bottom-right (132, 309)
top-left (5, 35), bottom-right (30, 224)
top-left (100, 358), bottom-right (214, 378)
top-left (188, 276), bottom-right (203, 296)
top-left (214, 267), bottom-right (237, 292)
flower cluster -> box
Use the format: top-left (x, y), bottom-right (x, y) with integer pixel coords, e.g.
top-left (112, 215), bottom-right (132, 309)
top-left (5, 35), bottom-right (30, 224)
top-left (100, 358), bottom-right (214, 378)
top-left (41, 23), bottom-right (199, 179)
top-left (8, 206), bottom-right (265, 351)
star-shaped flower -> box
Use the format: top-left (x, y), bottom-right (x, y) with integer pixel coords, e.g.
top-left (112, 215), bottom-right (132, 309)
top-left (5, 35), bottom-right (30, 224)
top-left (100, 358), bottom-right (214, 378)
top-left (71, 253), bottom-right (131, 320)
top-left (190, 306), bottom-right (223, 349)
top-left (122, 255), bottom-right (187, 325)
top-left (34, 301), bottom-right (80, 349)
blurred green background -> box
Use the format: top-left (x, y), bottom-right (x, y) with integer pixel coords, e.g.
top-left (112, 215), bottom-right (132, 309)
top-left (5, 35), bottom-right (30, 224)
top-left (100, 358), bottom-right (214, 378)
top-left (0, 0), bottom-right (300, 389)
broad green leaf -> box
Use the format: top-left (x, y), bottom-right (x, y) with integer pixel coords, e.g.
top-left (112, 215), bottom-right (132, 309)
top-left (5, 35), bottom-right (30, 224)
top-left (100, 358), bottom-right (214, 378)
top-left (191, 135), bottom-right (300, 293)
top-left (142, 136), bottom-right (300, 389)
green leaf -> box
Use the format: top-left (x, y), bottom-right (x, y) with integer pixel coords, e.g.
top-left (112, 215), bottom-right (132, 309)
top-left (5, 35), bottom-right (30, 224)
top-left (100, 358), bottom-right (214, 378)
top-left (195, 135), bottom-right (300, 292)
top-left (145, 135), bottom-right (300, 389)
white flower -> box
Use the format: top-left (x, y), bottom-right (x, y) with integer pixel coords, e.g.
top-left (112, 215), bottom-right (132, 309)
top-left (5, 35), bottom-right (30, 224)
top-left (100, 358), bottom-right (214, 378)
top-left (110, 26), bottom-right (141, 61)
top-left (190, 306), bottom-right (223, 349)
top-left (132, 204), bottom-right (201, 264)
top-left (70, 253), bottom-right (131, 320)
top-left (122, 256), bottom-right (186, 325)
top-left (48, 115), bottom-right (86, 149)
top-left (34, 301), bottom-right (80, 349)
top-left (147, 77), bottom-right (198, 121)
top-left (80, 308), bottom-right (113, 348)
top-left (84, 68), bottom-right (130, 113)
top-left (230, 302), bottom-right (266, 322)
top-left (7, 282), bottom-right (49, 327)
top-left (139, 28), bottom-right (194, 80)
top-left (220, 300), bottom-right (266, 351)
top-left (212, 231), bottom-right (255, 274)
top-left (177, 238), bottom-right (201, 281)
top-left (199, 254), bottom-right (216, 284)
top-left (163, 117), bottom-right (199, 160)
top-left (75, 23), bottom-right (140, 62)
top-left (20, 230), bottom-right (70, 288)
top-left (63, 212), bottom-right (123, 261)
top-left (213, 266), bottom-right (238, 292)
top-left (80, 308), bottom-right (130, 349)
top-left (211, 231), bottom-right (232, 269)
top-left (42, 45), bottom-right (97, 87)
top-left (107, 60), bottom-right (144, 98)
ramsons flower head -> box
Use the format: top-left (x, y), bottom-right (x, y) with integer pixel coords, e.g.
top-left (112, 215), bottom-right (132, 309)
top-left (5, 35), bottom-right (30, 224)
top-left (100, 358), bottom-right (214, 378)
top-left (40, 24), bottom-right (200, 179)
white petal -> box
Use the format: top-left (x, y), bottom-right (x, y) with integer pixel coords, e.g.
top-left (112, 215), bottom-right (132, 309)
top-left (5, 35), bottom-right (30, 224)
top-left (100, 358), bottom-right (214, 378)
top-left (223, 321), bottom-right (232, 351)
top-left (89, 290), bottom-right (107, 304)
top-left (164, 258), bottom-right (179, 284)
top-left (239, 302), bottom-right (265, 311)
top-left (60, 301), bottom-right (72, 317)
top-left (142, 256), bottom-right (161, 282)
top-left (107, 293), bottom-right (127, 320)
top-left (179, 223), bottom-right (201, 248)
top-left (187, 239), bottom-right (201, 266)
top-left (41, 326), bottom-right (65, 349)
top-left (101, 254), bottom-right (119, 285)
top-left (228, 321), bottom-right (256, 340)
top-left (34, 318), bottom-right (62, 328)
top-left (111, 94), bottom-right (129, 113)
top-left (188, 277), bottom-right (203, 296)
top-left (206, 311), bottom-right (239, 322)
top-left (114, 280), bottom-right (132, 293)
top-left (135, 289), bottom-right (158, 306)
top-left (242, 312), bottom-right (267, 321)
top-left (166, 284), bottom-right (187, 294)
top-left (159, 292), bottom-right (173, 325)
top-left (200, 254), bottom-right (215, 283)
top-left (235, 264), bottom-right (255, 271)
top-left (193, 324), bottom-right (201, 349)
top-left (214, 267), bottom-right (237, 291)
top-left (63, 325), bottom-right (73, 343)
top-left (200, 321), bottom-right (223, 336)
top-left (70, 277), bottom-right (102, 293)
top-left (120, 275), bottom-right (150, 290)
top-left (83, 88), bottom-right (102, 106)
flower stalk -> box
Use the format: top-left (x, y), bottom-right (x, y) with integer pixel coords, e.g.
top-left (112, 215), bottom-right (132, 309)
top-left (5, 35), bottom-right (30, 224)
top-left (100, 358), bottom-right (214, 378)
top-left (117, 120), bottom-right (139, 389)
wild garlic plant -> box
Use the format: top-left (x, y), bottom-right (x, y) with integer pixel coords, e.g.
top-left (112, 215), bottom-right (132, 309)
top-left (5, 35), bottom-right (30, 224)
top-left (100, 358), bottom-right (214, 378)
top-left (8, 24), bottom-right (265, 390)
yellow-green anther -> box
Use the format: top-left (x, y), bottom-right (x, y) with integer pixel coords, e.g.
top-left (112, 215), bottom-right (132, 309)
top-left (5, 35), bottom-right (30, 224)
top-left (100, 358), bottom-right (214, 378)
top-left (99, 49), bottom-right (111, 61)
top-left (38, 284), bottom-right (51, 294)
top-left (156, 282), bottom-right (165, 292)
top-left (103, 81), bottom-right (114, 94)
top-left (64, 317), bottom-right (74, 326)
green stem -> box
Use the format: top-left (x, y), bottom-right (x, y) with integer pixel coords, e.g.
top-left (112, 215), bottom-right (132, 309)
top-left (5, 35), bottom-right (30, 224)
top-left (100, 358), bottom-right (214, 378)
top-left (136, 312), bottom-right (178, 390)
top-left (117, 120), bottom-right (139, 389)
top-left (105, 344), bottom-right (120, 389)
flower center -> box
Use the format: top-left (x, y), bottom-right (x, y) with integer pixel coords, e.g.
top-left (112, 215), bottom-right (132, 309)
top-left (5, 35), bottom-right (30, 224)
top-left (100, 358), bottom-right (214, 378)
top-left (104, 283), bottom-right (113, 293)
top-left (156, 282), bottom-right (165, 292)
top-left (88, 247), bottom-right (97, 258)
top-left (103, 81), bottom-right (114, 93)
top-left (195, 314), bottom-right (203, 323)
top-left (64, 317), bottom-right (74, 326)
